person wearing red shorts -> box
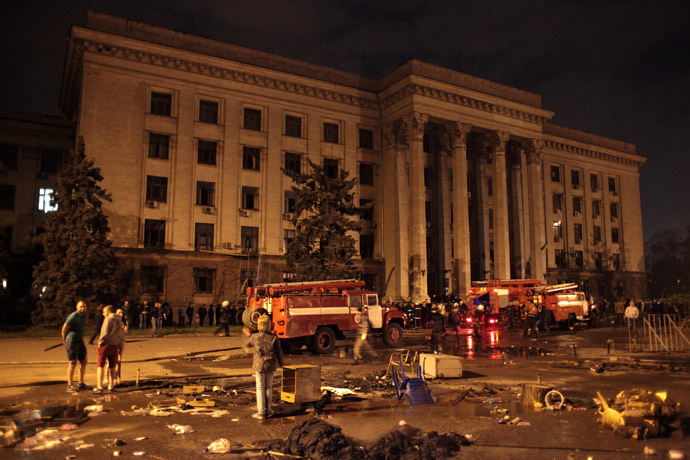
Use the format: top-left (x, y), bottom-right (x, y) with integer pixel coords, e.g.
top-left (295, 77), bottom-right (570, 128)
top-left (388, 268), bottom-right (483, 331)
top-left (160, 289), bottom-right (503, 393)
top-left (94, 305), bottom-right (125, 393)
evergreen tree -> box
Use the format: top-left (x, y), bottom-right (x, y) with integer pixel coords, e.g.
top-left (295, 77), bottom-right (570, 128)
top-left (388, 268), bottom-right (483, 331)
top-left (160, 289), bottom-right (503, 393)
top-left (32, 138), bottom-right (123, 326)
top-left (282, 159), bottom-right (369, 281)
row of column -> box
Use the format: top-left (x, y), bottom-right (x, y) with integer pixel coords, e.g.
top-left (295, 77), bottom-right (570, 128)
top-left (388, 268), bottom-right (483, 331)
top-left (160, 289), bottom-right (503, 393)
top-left (382, 112), bottom-right (547, 303)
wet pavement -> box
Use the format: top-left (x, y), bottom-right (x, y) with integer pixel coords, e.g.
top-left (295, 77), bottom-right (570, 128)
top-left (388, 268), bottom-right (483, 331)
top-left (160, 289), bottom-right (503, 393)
top-left (1, 322), bottom-right (689, 459)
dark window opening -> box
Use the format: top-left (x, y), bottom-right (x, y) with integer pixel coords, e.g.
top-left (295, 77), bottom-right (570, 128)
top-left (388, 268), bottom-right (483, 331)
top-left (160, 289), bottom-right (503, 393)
top-left (144, 219), bottom-right (166, 248)
top-left (611, 227), bottom-right (620, 244)
top-left (571, 169), bottom-right (580, 188)
top-left (148, 133), bottom-right (170, 159)
top-left (150, 92), bottom-right (172, 116)
top-left (241, 226), bottom-right (258, 253)
top-left (360, 234), bottom-right (375, 259)
top-left (141, 266), bottom-right (165, 294)
top-left (195, 223), bottom-right (214, 251)
top-left (284, 191), bottom-right (297, 213)
top-left (146, 176), bottom-right (168, 202)
top-left (555, 249), bottom-right (566, 268)
top-left (196, 181), bottom-right (215, 206)
top-left (0, 185), bottom-right (16, 209)
top-left (284, 153), bottom-right (301, 174)
top-left (590, 173), bottom-right (599, 192)
top-left (360, 199), bottom-right (374, 221)
top-left (194, 268), bottom-right (214, 293)
top-left (243, 146), bottom-right (260, 170)
top-left (551, 165), bottom-right (561, 182)
top-left (199, 100), bottom-right (218, 124)
top-left (552, 193), bottom-right (563, 213)
top-left (197, 140), bottom-right (217, 165)
top-left (359, 163), bottom-right (374, 185)
top-left (0, 144), bottom-right (18, 170)
top-left (573, 197), bottom-right (582, 215)
top-left (40, 150), bottom-right (62, 173)
top-left (593, 225), bottom-right (602, 244)
top-left (324, 158), bottom-right (339, 178)
top-left (323, 122), bottom-right (339, 143)
top-left (359, 129), bottom-right (374, 149)
top-left (242, 186), bottom-right (259, 210)
top-left (244, 108), bottom-right (262, 131)
top-left (285, 115), bottom-right (302, 137)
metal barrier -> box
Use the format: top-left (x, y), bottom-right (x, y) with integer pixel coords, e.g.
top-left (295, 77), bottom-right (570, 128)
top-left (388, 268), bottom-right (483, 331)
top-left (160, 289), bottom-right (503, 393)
top-left (629, 314), bottom-right (690, 352)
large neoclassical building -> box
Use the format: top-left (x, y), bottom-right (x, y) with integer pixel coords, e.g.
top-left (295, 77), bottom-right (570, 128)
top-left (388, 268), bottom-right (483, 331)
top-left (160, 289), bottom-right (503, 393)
top-left (56, 11), bottom-right (646, 305)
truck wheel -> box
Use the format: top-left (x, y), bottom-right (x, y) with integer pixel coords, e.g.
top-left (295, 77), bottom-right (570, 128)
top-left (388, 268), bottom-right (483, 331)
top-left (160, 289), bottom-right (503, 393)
top-left (312, 327), bottom-right (336, 354)
top-left (566, 315), bottom-right (576, 331)
top-left (383, 323), bottom-right (404, 347)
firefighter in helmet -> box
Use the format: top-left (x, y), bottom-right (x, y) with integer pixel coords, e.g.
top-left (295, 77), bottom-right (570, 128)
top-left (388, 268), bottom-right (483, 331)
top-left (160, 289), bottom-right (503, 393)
top-left (523, 297), bottom-right (539, 339)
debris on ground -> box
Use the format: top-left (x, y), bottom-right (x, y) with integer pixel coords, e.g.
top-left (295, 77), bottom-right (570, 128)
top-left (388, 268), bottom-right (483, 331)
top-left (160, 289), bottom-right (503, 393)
top-left (168, 423), bottom-right (194, 434)
top-left (596, 389), bottom-right (681, 439)
top-left (267, 417), bottom-right (472, 460)
top-left (205, 438), bottom-right (230, 453)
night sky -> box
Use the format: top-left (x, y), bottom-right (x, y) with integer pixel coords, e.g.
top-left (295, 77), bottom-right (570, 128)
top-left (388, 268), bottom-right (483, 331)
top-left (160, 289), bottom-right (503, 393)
top-left (1, 0), bottom-right (688, 241)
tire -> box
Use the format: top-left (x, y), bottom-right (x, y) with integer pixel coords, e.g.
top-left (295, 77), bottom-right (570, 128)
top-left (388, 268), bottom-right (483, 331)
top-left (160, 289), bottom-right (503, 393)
top-left (566, 314), bottom-right (576, 331)
top-left (312, 327), bottom-right (336, 354)
top-left (382, 322), bottom-right (404, 347)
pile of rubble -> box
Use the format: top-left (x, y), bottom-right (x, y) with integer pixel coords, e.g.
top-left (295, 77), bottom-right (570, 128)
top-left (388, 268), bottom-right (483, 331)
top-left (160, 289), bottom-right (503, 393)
top-left (597, 389), bottom-right (681, 439)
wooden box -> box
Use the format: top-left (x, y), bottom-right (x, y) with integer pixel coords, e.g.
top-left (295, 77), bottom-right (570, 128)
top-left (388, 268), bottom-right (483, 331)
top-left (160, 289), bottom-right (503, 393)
top-left (281, 365), bottom-right (321, 403)
top-left (419, 353), bottom-right (463, 378)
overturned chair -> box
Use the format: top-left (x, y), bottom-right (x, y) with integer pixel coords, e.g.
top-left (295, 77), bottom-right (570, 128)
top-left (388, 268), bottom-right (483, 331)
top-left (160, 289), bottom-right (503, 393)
top-left (390, 357), bottom-right (436, 405)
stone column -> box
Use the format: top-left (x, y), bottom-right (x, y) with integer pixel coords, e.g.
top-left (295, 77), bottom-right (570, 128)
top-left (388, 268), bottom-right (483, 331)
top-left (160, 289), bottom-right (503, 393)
top-left (526, 139), bottom-right (547, 281)
top-left (487, 131), bottom-right (511, 279)
top-left (404, 112), bottom-right (429, 303)
top-left (448, 122), bottom-right (472, 295)
top-left (508, 144), bottom-right (526, 278)
top-left (381, 120), bottom-right (410, 302)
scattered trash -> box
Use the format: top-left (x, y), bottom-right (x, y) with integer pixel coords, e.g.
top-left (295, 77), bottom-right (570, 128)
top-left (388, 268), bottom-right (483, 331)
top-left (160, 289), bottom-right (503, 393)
top-left (183, 385), bottom-right (205, 395)
top-left (74, 443), bottom-right (94, 449)
top-left (168, 424), bottom-right (194, 435)
top-left (60, 423), bottom-right (79, 431)
top-left (390, 358), bottom-right (435, 405)
top-left (544, 390), bottom-right (565, 410)
top-left (483, 398), bottom-right (502, 404)
top-left (643, 446), bottom-right (656, 455)
top-left (133, 451), bottom-right (145, 456)
top-left (668, 449), bottom-right (686, 459)
top-left (113, 450), bottom-right (122, 456)
top-left (320, 386), bottom-right (356, 397)
top-left (186, 399), bottom-right (216, 408)
top-left (135, 437), bottom-right (147, 441)
top-left (205, 438), bottom-right (230, 454)
top-left (596, 389), bottom-right (680, 439)
top-left (590, 362), bottom-right (606, 373)
top-left (84, 405), bottom-right (104, 413)
top-left (112, 439), bottom-right (126, 446)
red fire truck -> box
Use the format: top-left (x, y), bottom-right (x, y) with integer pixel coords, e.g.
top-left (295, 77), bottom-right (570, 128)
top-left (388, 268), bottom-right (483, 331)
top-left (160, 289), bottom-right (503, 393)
top-left (465, 279), bottom-right (596, 330)
top-left (244, 279), bottom-right (407, 354)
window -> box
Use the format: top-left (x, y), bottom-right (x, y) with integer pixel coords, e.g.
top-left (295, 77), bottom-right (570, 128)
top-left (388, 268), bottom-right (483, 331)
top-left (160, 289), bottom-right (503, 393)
top-left (150, 91), bottom-right (172, 116)
top-left (575, 251), bottom-right (584, 268)
top-left (590, 173), bottom-right (599, 192)
top-left (0, 144), bottom-right (18, 170)
top-left (571, 169), bottom-right (580, 188)
top-left (241, 226), bottom-right (258, 253)
top-left (594, 252), bottom-right (603, 269)
top-left (360, 199), bottom-right (374, 221)
top-left (0, 185), bottom-right (15, 210)
top-left (38, 188), bottom-right (57, 213)
top-left (610, 203), bottom-right (619, 220)
top-left (196, 181), bottom-right (215, 206)
top-left (144, 219), bottom-right (166, 248)
top-left (323, 122), bottom-right (339, 143)
top-left (141, 266), bottom-right (165, 294)
top-left (551, 165), bottom-right (561, 182)
top-left (359, 129), bottom-right (374, 149)
top-left (283, 271), bottom-right (296, 282)
top-left (242, 186), bottom-right (259, 210)
top-left (424, 168), bottom-right (432, 188)
top-left (553, 221), bottom-right (562, 241)
top-left (284, 229), bottom-right (295, 252)
top-left (284, 153), bottom-right (301, 174)
top-left (552, 193), bottom-right (563, 213)
top-left (193, 268), bottom-right (215, 293)
top-left (148, 133), bottom-right (170, 159)
top-left (612, 253), bottom-right (621, 270)
top-left (243, 146), bottom-right (260, 170)
top-left (285, 115), bottom-right (302, 137)
top-left (324, 158), bottom-right (339, 178)
top-left (573, 197), bottom-right (582, 215)
top-left (199, 100), bottom-right (218, 124)
top-left (360, 234), bottom-right (375, 259)
top-left (555, 249), bottom-right (566, 268)
top-left (195, 223), bottom-right (214, 251)
top-left (611, 227), bottom-right (620, 244)
top-left (243, 108), bottom-right (261, 131)
top-left (574, 223), bottom-right (583, 242)
top-left (146, 176), bottom-right (168, 202)
top-left (197, 140), bottom-right (217, 165)
top-left (608, 177), bottom-right (617, 195)
top-left (284, 191), bottom-right (297, 213)
top-left (425, 201), bottom-right (432, 224)
top-left (40, 150), bottom-right (62, 173)
top-left (593, 225), bottom-right (602, 244)
top-left (359, 163), bottom-right (374, 185)
top-left (592, 199), bottom-right (601, 219)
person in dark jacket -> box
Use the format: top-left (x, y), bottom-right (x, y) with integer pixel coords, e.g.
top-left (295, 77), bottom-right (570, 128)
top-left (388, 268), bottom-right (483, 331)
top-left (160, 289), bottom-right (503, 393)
top-left (244, 314), bottom-right (284, 419)
top-left (198, 304), bottom-right (207, 327)
top-left (429, 304), bottom-right (446, 353)
top-left (186, 303), bottom-right (194, 326)
top-left (215, 300), bottom-right (230, 336)
top-left (208, 303), bottom-right (215, 326)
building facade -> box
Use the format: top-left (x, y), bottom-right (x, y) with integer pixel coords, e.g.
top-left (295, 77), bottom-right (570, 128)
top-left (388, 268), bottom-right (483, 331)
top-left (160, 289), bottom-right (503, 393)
top-left (58, 12), bottom-right (646, 305)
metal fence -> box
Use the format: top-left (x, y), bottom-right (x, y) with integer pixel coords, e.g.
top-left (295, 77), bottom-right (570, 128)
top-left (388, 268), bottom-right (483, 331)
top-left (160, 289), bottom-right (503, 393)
top-left (628, 314), bottom-right (690, 352)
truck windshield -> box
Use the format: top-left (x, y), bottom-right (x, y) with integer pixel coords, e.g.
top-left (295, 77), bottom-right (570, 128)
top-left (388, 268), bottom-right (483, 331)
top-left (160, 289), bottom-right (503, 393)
top-left (366, 294), bottom-right (378, 306)
top-left (349, 296), bottom-right (362, 308)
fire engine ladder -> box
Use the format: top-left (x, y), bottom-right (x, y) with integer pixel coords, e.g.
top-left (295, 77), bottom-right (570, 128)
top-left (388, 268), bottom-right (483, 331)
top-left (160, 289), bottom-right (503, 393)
top-left (629, 314), bottom-right (690, 352)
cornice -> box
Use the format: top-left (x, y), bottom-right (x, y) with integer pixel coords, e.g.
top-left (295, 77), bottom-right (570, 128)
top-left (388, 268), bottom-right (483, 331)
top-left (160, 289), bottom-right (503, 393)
top-left (543, 138), bottom-right (645, 168)
top-left (74, 37), bottom-right (378, 110)
top-left (379, 83), bottom-right (550, 126)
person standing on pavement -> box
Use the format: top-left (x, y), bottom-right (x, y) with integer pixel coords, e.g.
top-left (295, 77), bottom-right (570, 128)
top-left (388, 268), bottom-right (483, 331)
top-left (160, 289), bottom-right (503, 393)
top-left (244, 314), bottom-right (284, 419)
top-left (115, 308), bottom-right (128, 386)
top-left (208, 303), bottom-right (215, 327)
top-left (94, 305), bottom-right (125, 393)
top-left (215, 300), bottom-right (230, 336)
top-left (198, 304), bottom-right (207, 327)
top-left (523, 298), bottom-right (539, 339)
top-left (186, 302), bottom-right (194, 326)
top-left (139, 300), bottom-right (149, 330)
top-left (429, 304), bottom-right (445, 353)
top-left (539, 299), bottom-right (551, 333)
top-left (62, 300), bottom-right (90, 392)
top-left (614, 299), bottom-right (625, 326)
top-left (150, 302), bottom-right (160, 337)
top-left (353, 307), bottom-right (375, 363)
top-left (178, 305), bottom-right (186, 327)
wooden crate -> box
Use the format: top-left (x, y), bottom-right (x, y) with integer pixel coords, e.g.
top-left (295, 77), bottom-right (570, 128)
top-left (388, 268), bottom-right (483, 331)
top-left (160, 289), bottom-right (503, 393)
top-left (281, 365), bottom-right (321, 403)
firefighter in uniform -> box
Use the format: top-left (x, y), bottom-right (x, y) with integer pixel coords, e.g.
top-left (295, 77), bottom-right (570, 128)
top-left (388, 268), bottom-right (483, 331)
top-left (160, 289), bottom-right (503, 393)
top-left (353, 308), bottom-right (375, 363)
top-left (429, 304), bottom-right (445, 353)
top-left (523, 298), bottom-right (539, 339)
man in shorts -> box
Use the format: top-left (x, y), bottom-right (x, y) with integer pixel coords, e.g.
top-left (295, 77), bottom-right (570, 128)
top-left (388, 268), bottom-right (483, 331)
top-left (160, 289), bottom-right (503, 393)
top-left (62, 300), bottom-right (90, 392)
top-left (94, 305), bottom-right (125, 393)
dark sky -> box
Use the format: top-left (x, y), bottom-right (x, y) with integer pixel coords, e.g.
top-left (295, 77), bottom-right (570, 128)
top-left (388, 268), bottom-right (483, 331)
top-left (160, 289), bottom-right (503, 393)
top-left (1, 0), bottom-right (688, 240)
